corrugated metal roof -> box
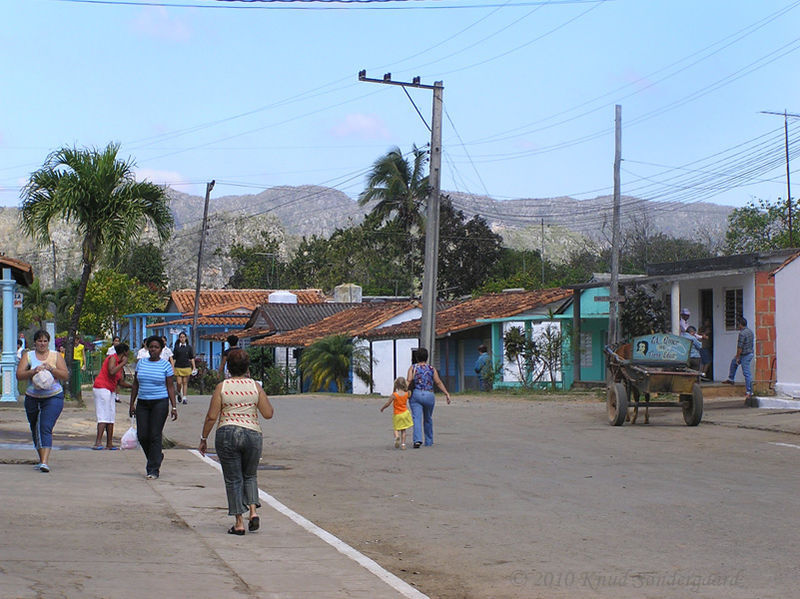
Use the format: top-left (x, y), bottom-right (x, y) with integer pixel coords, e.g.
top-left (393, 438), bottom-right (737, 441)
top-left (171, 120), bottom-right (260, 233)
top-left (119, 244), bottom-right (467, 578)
top-left (361, 288), bottom-right (573, 340)
top-left (253, 301), bottom-right (417, 348)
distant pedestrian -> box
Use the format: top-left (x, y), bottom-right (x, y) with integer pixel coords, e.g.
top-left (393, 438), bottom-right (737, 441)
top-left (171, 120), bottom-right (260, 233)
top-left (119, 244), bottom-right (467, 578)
top-left (136, 340), bottom-right (149, 361)
top-left (407, 348), bottom-right (451, 448)
top-left (92, 342), bottom-right (131, 450)
top-left (199, 349), bottom-right (274, 535)
top-left (681, 326), bottom-right (703, 371)
top-left (172, 331), bottom-right (196, 405)
top-left (16, 329), bottom-right (70, 473)
top-left (218, 334), bottom-right (240, 378)
top-left (380, 377), bottom-right (413, 449)
top-left (129, 335), bottom-right (177, 480)
top-left (474, 344), bottom-right (491, 391)
top-left (723, 316), bottom-right (755, 402)
top-left (679, 308), bottom-right (691, 334)
top-left (160, 335), bottom-right (174, 365)
top-left (699, 318), bottom-right (713, 380)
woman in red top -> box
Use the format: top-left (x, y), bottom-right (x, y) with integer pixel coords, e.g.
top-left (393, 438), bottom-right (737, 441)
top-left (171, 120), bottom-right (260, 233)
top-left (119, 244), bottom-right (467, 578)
top-left (92, 342), bottom-right (131, 449)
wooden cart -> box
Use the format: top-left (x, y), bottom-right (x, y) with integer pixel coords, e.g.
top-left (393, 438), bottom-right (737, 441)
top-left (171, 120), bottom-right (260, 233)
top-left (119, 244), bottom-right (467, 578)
top-left (604, 333), bottom-right (703, 426)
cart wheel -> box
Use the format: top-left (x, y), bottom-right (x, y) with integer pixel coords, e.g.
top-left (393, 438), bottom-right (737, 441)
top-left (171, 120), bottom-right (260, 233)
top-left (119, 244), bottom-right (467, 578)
top-left (607, 382), bottom-right (628, 426)
top-left (681, 383), bottom-right (703, 426)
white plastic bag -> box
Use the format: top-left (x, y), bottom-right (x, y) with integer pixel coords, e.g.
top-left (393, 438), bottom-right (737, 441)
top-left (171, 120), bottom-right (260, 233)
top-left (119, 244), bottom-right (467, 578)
top-left (121, 418), bottom-right (139, 450)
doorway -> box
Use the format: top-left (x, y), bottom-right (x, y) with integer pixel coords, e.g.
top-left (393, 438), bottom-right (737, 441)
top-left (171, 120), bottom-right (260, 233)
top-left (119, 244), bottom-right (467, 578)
top-left (699, 289), bottom-right (713, 379)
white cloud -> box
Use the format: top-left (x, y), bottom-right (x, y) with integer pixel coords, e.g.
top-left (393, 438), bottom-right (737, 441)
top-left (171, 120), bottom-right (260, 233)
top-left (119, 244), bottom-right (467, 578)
top-left (330, 114), bottom-right (391, 140)
top-left (131, 7), bottom-right (191, 43)
top-left (135, 168), bottom-right (185, 188)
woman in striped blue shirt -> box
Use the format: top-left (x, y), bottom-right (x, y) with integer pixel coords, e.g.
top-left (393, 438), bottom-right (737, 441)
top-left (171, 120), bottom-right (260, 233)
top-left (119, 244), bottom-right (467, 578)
top-left (129, 335), bottom-right (177, 479)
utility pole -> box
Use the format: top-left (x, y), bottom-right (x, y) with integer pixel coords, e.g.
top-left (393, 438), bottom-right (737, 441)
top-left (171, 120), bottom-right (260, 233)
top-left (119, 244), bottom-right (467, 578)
top-left (540, 218), bottom-right (545, 286)
top-left (192, 180), bottom-right (214, 350)
top-left (609, 105), bottom-right (622, 346)
top-left (358, 71), bottom-right (444, 362)
top-left (761, 109), bottom-right (799, 247)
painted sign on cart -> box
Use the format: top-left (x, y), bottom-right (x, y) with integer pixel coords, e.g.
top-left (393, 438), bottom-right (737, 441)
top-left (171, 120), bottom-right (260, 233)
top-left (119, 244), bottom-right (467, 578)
top-left (631, 333), bottom-right (691, 363)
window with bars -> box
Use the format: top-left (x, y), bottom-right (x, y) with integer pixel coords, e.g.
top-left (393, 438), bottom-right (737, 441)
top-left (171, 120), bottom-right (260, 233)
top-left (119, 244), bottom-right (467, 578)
top-left (724, 288), bottom-right (743, 331)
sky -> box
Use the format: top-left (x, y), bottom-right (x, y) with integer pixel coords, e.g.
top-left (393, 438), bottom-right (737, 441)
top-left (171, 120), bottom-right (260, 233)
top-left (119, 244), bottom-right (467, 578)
top-left (3, 0), bottom-right (800, 230)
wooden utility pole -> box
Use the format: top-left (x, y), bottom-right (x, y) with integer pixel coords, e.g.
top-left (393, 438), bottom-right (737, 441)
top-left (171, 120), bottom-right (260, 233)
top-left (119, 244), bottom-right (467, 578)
top-left (192, 180), bottom-right (214, 350)
top-left (358, 71), bottom-right (444, 362)
top-left (609, 105), bottom-right (622, 346)
top-left (761, 110), bottom-right (799, 247)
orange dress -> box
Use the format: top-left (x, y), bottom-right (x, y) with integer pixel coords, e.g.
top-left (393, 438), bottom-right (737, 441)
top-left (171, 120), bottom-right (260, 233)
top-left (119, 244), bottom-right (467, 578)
top-left (391, 391), bottom-right (413, 431)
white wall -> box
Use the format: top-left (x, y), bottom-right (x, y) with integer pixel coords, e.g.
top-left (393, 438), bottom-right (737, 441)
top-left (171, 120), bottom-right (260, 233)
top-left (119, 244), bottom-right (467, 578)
top-left (353, 337), bottom-right (417, 396)
top-left (775, 259), bottom-right (800, 397)
top-left (500, 321), bottom-right (562, 384)
top-left (666, 273), bottom-right (754, 382)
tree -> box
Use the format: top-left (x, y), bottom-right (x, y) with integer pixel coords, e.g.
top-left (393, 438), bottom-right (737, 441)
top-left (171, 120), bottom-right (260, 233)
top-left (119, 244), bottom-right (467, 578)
top-left (619, 286), bottom-right (669, 338)
top-left (119, 242), bottom-right (168, 291)
top-left (724, 197), bottom-right (800, 254)
top-left (79, 269), bottom-right (160, 338)
top-left (227, 231), bottom-right (285, 289)
top-left (298, 334), bottom-right (372, 393)
top-left (20, 142), bottom-right (173, 398)
top-left (19, 277), bottom-right (55, 330)
top-left (503, 322), bottom-right (566, 390)
top-left (53, 277), bottom-right (80, 332)
top-left (358, 145), bottom-right (429, 232)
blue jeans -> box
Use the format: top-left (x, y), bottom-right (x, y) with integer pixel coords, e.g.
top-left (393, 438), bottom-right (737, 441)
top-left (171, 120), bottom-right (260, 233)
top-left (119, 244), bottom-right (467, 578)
top-left (409, 389), bottom-right (435, 446)
top-left (728, 353), bottom-right (754, 395)
top-left (216, 425), bottom-right (262, 516)
top-left (136, 398), bottom-right (169, 476)
top-left (25, 392), bottom-right (64, 449)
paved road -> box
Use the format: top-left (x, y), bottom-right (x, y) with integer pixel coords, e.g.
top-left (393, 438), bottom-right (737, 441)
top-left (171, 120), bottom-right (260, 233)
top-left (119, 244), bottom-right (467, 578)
top-left (2, 392), bottom-right (799, 598)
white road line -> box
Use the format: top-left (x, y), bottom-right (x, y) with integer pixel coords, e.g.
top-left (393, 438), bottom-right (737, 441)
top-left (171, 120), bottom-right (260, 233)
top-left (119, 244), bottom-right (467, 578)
top-left (189, 449), bottom-right (428, 599)
top-left (770, 442), bottom-right (800, 450)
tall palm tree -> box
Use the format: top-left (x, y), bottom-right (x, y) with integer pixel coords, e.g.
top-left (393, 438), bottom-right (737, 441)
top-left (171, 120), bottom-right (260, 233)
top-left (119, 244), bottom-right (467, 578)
top-left (298, 334), bottom-right (372, 393)
top-left (358, 145), bottom-right (429, 232)
top-left (20, 142), bottom-right (173, 398)
top-left (20, 277), bottom-right (55, 330)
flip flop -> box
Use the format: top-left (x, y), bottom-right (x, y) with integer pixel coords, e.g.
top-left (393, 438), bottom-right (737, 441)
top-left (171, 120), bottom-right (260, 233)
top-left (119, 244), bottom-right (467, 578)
top-left (248, 516), bottom-right (260, 532)
top-left (228, 526), bottom-right (245, 536)
top-left (107, 447), bottom-right (119, 451)
top-left (92, 445), bottom-right (104, 450)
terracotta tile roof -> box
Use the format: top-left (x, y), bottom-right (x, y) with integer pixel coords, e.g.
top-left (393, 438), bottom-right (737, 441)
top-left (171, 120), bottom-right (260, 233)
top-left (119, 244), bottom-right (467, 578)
top-left (253, 301), bottom-right (418, 348)
top-left (148, 316), bottom-right (249, 328)
top-left (361, 288), bottom-right (573, 340)
top-left (0, 255), bottom-right (34, 286)
top-left (201, 326), bottom-right (271, 342)
top-left (168, 289), bottom-right (328, 314)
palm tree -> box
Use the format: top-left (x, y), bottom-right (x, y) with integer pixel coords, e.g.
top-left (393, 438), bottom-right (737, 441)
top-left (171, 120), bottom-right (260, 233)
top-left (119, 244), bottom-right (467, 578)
top-left (298, 334), bottom-right (372, 393)
top-left (20, 277), bottom-right (55, 330)
top-left (20, 142), bottom-right (173, 398)
top-left (358, 145), bottom-right (429, 232)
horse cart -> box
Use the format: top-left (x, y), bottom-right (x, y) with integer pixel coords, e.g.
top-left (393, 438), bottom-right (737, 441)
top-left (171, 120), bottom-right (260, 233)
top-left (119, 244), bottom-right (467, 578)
top-left (604, 333), bottom-right (703, 426)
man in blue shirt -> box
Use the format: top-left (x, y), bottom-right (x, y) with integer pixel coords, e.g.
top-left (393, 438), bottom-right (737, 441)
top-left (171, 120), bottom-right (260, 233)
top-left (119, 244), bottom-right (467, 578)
top-left (474, 344), bottom-right (491, 391)
top-left (723, 316), bottom-right (755, 402)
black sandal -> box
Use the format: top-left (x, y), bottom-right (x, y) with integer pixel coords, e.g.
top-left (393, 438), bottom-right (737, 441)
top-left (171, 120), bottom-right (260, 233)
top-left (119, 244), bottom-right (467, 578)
top-left (248, 516), bottom-right (260, 532)
top-left (227, 526), bottom-right (245, 536)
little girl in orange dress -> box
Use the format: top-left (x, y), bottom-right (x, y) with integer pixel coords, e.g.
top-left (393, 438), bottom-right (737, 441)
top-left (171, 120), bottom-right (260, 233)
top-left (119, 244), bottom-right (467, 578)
top-left (380, 377), bottom-right (413, 449)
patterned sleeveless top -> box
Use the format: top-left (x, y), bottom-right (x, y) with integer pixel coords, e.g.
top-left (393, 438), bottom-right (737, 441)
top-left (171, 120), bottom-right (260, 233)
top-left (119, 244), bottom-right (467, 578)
top-left (413, 363), bottom-right (435, 392)
top-left (219, 378), bottom-right (261, 433)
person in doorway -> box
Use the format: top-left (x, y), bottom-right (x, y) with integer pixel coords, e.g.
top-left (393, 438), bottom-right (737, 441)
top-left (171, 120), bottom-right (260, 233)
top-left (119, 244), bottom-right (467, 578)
top-left (406, 348), bottom-right (451, 448)
top-left (16, 329), bottom-right (70, 473)
top-left (681, 326), bottom-right (703, 371)
top-left (380, 377), bottom-right (413, 449)
top-left (129, 335), bottom-right (177, 480)
top-left (92, 342), bottom-right (131, 450)
top-left (474, 344), bottom-right (491, 391)
top-left (218, 335), bottom-right (240, 378)
top-left (699, 317), bottom-right (713, 380)
top-left (679, 308), bottom-right (691, 334)
top-left (723, 316), bottom-right (755, 402)
top-left (172, 331), bottom-right (196, 405)
top-left (199, 349), bottom-right (274, 535)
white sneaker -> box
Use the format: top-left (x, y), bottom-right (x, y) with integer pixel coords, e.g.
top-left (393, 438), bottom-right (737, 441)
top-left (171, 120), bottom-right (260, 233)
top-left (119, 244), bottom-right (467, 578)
top-left (39, 464), bottom-right (50, 473)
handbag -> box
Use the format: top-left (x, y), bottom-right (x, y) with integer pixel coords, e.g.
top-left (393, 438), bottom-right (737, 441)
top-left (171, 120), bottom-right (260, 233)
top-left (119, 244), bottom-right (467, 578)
top-left (407, 366), bottom-right (416, 393)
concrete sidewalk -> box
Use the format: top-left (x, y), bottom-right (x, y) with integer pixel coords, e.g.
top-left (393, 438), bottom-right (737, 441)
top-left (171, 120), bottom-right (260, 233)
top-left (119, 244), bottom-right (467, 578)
top-left (0, 396), bottom-right (426, 599)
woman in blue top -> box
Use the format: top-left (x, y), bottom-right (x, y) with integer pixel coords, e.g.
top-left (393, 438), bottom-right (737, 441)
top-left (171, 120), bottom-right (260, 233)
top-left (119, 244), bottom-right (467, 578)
top-left (406, 347), bottom-right (451, 448)
top-left (129, 335), bottom-right (177, 479)
top-left (16, 330), bottom-right (69, 473)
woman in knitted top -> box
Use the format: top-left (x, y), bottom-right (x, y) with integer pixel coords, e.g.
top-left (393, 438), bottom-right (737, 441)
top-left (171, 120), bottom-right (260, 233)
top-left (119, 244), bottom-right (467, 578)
top-left (199, 348), bottom-right (274, 535)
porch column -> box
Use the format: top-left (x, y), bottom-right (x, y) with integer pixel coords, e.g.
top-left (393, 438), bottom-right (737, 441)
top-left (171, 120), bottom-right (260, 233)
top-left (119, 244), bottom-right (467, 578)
top-left (670, 281), bottom-right (681, 335)
top-left (572, 289), bottom-right (581, 383)
top-left (1, 268), bottom-right (18, 402)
